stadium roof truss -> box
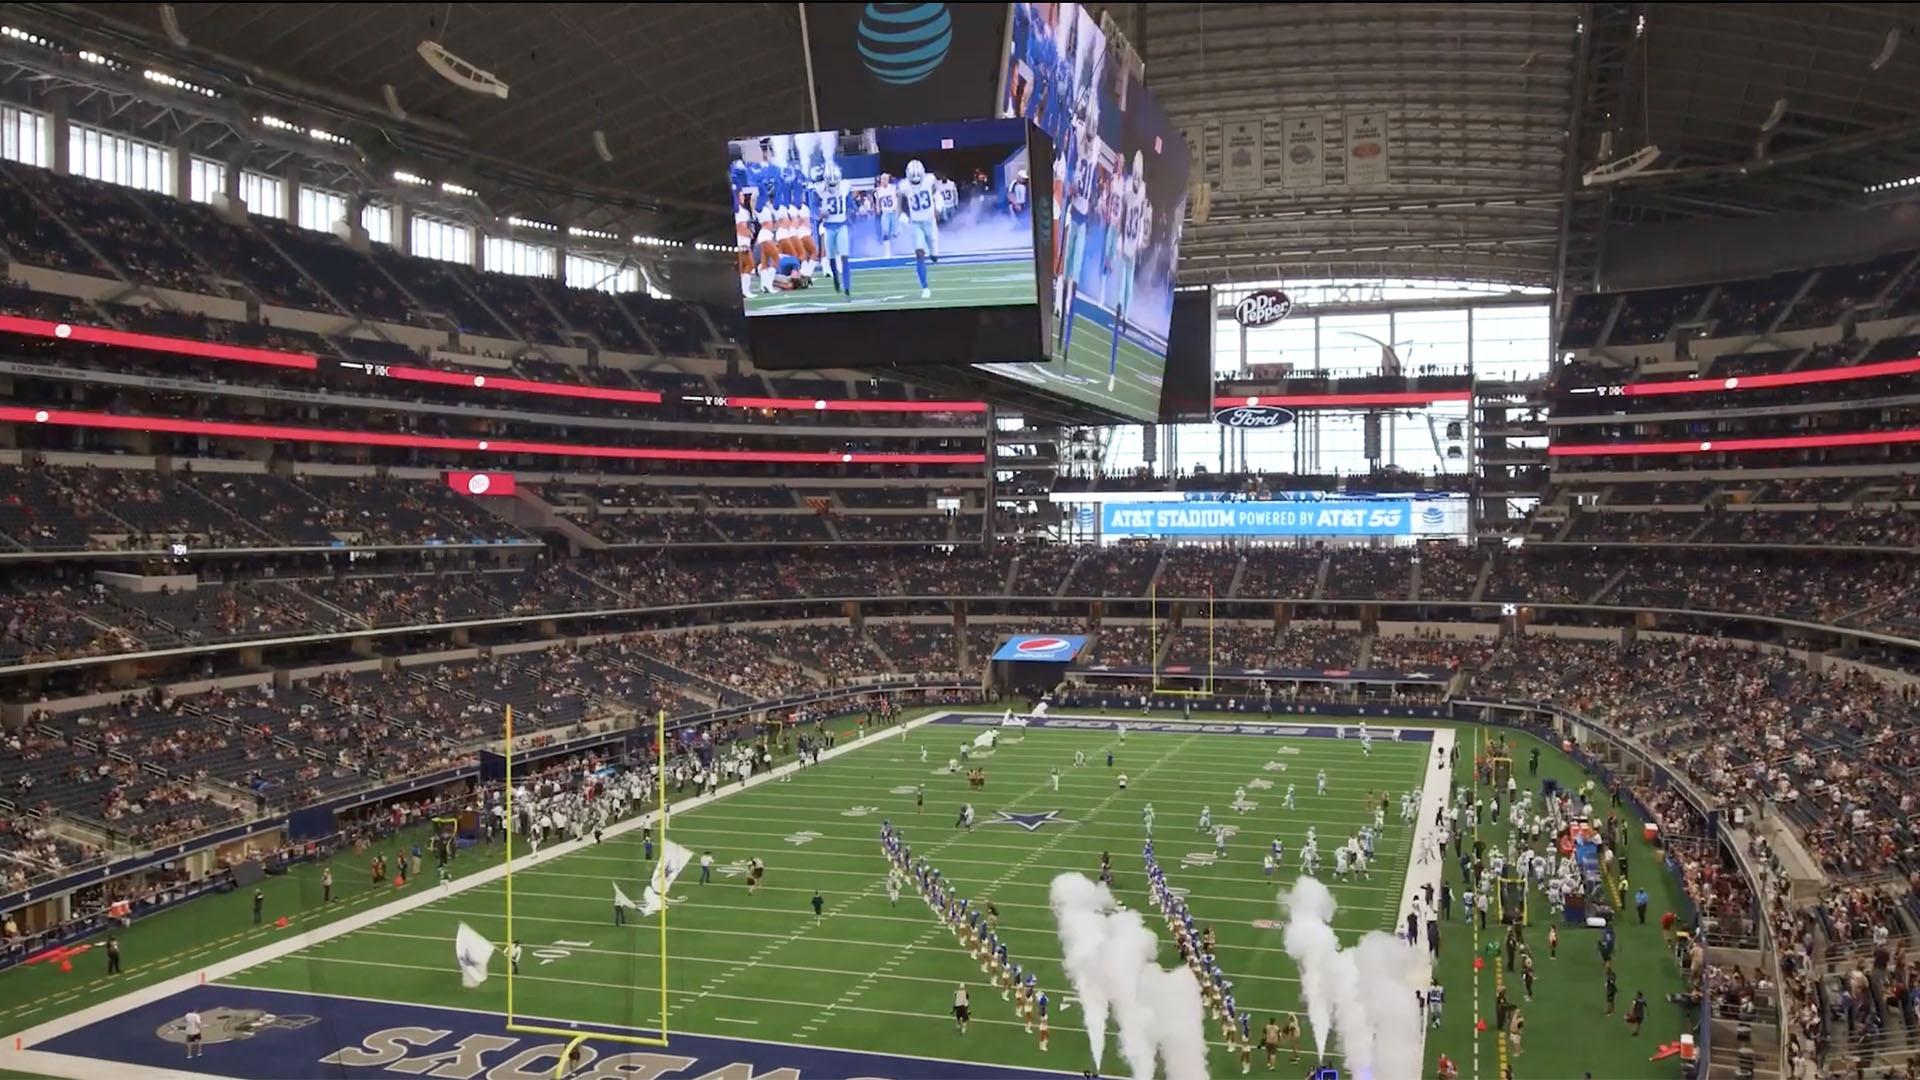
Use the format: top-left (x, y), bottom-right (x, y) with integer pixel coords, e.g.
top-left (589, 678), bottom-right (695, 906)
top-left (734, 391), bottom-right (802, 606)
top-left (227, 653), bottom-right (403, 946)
top-left (8, 2), bottom-right (1919, 295)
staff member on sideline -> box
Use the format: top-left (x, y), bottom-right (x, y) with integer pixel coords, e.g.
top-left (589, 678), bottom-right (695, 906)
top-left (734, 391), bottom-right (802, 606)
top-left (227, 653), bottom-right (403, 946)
top-left (953, 983), bottom-right (971, 1034)
top-left (182, 1008), bottom-right (204, 1059)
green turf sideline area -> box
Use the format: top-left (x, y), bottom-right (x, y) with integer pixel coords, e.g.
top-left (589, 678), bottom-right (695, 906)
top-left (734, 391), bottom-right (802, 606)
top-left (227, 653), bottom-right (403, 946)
top-left (1421, 724), bottom-right (1695, 1080)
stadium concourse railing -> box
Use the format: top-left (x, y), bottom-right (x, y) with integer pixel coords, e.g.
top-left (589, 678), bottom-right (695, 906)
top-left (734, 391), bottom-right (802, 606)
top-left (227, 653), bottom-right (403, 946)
top-left (0, 679), bottom-right (983, 973)
top-left (1054, 687), bottom-right (1777, 1078)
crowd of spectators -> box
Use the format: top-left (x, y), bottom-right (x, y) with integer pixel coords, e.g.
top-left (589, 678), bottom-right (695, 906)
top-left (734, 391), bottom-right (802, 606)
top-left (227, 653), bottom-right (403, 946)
top-left (1237, 548), bottom-right (1325, 600)
top-left (1065, 547), bottom-right (1164, 597)
top-left (1324, 548), bottom-right (1413, 599)
top-left (743, 625), bottom-right (882, 682)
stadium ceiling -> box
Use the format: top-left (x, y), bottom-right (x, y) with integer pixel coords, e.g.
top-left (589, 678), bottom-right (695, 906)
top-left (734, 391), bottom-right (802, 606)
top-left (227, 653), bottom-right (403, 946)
top-left (22, 2), bottom-right (1920, 295)
top-left (22, 2), bottom-right (816, 236)
top-left (1143, 2), bottom-right (1920, 297)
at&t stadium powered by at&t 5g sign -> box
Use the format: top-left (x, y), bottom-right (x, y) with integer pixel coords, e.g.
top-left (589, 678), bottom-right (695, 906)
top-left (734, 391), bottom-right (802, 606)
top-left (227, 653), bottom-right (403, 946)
top-left (1099, 493), bottom-right (1466, 538)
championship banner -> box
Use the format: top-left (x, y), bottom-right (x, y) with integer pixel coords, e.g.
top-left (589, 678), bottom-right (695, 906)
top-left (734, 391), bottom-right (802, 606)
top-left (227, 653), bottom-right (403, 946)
top-left (1344, 110), bottom-right (1391, 186)
top-left (1281, 115), bottom-right (1326, 190)
top-left (801, 3), bottom-right (1011, 129)
top-left (1220, 116), bottom-right (1265, 192)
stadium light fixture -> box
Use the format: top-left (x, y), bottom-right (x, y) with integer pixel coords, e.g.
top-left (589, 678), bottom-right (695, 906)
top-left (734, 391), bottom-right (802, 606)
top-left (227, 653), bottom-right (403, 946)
top-left (392, 170), bottom-right (429, 187)
top-left (308, 127), bottom-right (351, 147)
top-left (440, 180), bottom-right (478, 198)
top-left (1863, 174), bottom-right (1920, 193)
top-left (508, 216), bottom-right (558, 232)
top-left (692, 241), bottom-right (732, 254)
top-left (1583, 145), bottom-right (1660, 186)
top-left (417, 39), bottom-right (508, 99)
top-left (77, 49), bottom-right (125, 70)
top-left (2, 26), bottom-right (55, 49)
top-left (144, 68), bottom-right (218, 97)
top-left (568, 226), bottom-right (616, 241)
top-left (632, 235), bottom-right (676, 247)
top-left (258, 114), bottom-right (299, 132)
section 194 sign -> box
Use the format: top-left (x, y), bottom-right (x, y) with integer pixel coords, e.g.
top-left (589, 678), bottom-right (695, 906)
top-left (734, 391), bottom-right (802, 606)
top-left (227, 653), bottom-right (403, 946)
top-left (1234, 289), bottom-right (1293, 328)
top-left (1214, 404), bottom-right (1296, 429)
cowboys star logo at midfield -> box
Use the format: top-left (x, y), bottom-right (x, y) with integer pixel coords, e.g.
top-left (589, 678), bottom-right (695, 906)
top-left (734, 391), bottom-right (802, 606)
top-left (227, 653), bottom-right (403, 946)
top-left (981, 809), bottom-right (1079, 832)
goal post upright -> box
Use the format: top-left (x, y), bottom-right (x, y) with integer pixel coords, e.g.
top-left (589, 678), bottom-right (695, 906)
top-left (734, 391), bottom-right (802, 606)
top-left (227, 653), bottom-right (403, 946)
top-left (500, 705), bottom-right (671, 1073)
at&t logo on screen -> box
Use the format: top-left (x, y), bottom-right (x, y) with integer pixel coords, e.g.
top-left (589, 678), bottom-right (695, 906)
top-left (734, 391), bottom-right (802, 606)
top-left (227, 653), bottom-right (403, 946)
top-left (857, 3), bottom-right (954, 85)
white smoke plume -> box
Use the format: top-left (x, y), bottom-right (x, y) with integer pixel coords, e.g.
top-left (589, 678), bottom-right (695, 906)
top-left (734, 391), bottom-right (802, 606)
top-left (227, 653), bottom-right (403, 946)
top-left (1048, 873), bottom-right (1208, 1080)
top-left (1279, 876), bottom-right (1426, 1080)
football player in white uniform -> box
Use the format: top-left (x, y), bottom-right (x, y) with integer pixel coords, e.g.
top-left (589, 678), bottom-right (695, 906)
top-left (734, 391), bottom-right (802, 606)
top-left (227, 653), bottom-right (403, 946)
top-left (900, 159), bottom-right (940, 300)
top-left (1056, 121), bottom-right (1099, 358)
top-left (1109, 151), bottom-right (1151, 391)
top-left (873, 173), bottom-right (899, 258)
top-left (818, 163), bottom-right (853, 296)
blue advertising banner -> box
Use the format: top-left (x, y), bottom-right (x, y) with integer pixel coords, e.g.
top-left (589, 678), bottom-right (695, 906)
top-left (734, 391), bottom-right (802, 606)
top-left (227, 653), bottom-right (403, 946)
top-left (990, 633), bottom-right (1089, 662)
top-left (1101, 499), bottom-right (1413, 537)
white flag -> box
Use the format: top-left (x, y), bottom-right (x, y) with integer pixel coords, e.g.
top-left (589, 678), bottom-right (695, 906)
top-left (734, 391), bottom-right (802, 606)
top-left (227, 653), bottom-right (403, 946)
top-left (455, 922), bottom-right (495, 989)
top-left (642, 840), bottom-right (695, 916)
top-left (614, 882), bottom-right (640, 911)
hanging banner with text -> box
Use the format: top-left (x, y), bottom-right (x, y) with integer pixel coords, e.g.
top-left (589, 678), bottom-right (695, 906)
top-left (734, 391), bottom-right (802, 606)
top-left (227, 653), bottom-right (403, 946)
top-left (1282, 115), bottom-right (1326, 190)
top-left (1220, 116), bottom-right (1265, 192)
top-left (1344, 110), bottom-right (1392, 186)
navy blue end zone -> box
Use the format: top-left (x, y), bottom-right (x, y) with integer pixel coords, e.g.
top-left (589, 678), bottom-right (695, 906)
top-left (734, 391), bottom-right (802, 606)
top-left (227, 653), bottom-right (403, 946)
top-left (932, 713), bottom-right (1437, 742)
top-left (35, 983), bottom-right (1079, 1080)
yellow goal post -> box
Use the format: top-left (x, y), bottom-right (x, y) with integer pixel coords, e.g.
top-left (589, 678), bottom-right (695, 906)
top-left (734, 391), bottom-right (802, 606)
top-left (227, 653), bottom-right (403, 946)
top-left (502, 704), bottom-right (671, 1075)
top-left (1148, 581), bottom-right (1215, 697)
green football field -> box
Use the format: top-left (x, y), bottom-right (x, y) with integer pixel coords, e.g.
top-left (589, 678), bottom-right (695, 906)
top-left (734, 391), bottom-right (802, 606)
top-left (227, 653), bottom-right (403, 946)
top-left (743, 257), bottom-right (1036, 315)
top-left (0, 710), bottom-right (1693, 1080)
top-left (225, 719), bottom-right (1422, 1076)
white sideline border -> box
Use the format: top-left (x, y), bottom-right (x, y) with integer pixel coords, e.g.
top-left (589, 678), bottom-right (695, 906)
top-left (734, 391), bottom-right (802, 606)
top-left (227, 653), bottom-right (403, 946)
top-left (0, 711), bottom-right (948, 1079)
top-left (0, 709), bottom-right (1454, 1079)
top-left (1398, 726), bottom-right (1455, 1074)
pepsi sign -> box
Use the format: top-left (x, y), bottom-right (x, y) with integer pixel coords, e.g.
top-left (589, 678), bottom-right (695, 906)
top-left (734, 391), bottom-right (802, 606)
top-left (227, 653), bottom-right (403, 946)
top-left (991, 633), bottom-right (1089, 663)
top-left (1234, 289), bottom-right (1293, 328)
top-left (1214, 404), bottom-right (1296, 429)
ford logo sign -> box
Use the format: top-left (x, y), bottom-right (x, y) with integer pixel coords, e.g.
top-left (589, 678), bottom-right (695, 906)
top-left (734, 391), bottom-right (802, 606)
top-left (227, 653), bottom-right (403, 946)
top-left (1214, 405), bottom-right (1296, 429)
top-left (1234, 289), bottom-right (1292, 328)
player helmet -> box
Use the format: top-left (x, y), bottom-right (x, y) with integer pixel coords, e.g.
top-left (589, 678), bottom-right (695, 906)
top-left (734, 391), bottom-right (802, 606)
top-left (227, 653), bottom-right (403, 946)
top-left (809, 164), bottom-right (825, 184)
top-left (823, 163), bottom-right (843, 191)
top-left (906, 159), bottom-right (926, 183)
top-left (878, 172), bottom-right (892, 186)
top-left (1133, 150), bottom-right (1145, 177)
